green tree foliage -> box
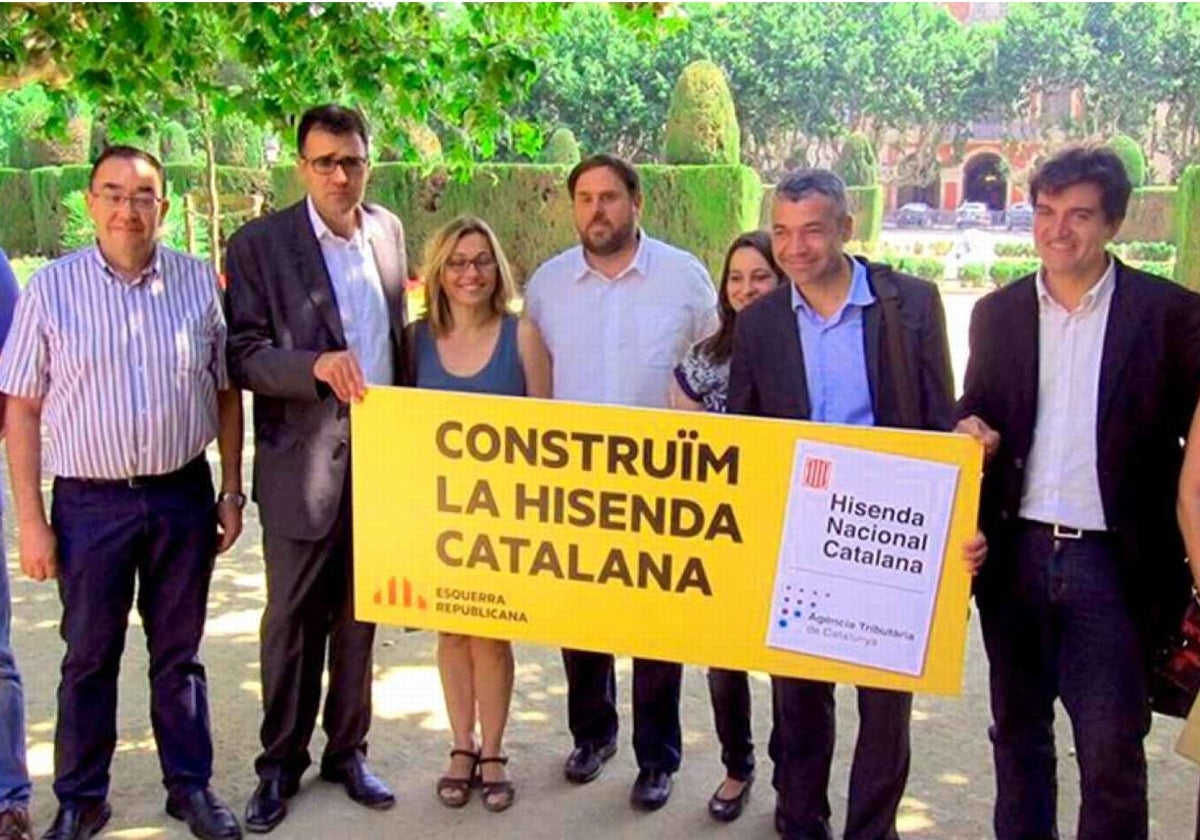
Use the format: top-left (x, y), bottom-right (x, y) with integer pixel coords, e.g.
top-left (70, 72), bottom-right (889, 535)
top-left (835, 133), bottom-right (878, 186)
top-left (1108, 134), bottom-right (1147, 186)
top-left (539, 127), bottom-right (580, 164)
top-left (663, 60), bottom-right (740, 165)
top-left (0, 2), bottom-right (665, 264)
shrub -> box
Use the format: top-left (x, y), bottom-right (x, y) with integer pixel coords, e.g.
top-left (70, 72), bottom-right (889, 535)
top-left (214, 114), bottom-right (265, 168)
top-left (540, 127), bottom-right (581, 165)
top-left (846, 185), bottom-right (884, 246)
top-left (18, 115), bottom-right (92, 167)
top-left (995, 242), bottom-right (1038, 258)
top-left (958, 262), bottom-right (987, 284)
top-left (989, 259), bottom-right (1040, 285)
top-left (834, 133), bottom-right (878, 186)
top-left (663, 60), bottom-right (740, 165)
top-left (929, 240), bottom-right (953, 257)
top-left (1122, 240), bottom-right (1175, 262)
top-left (160, 121), bottom-right (194, 164)
top-left (1108, 133), bottom-right (1146, 187)
top-left (1177, 165), bottom-right (1200, 289)
top-left (1127, 259), bottom-right (1174, 278)
top-left (894, 256), bottom-right (944, 281)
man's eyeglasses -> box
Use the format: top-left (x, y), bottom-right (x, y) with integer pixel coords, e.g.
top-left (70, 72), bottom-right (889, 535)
top-left (305, 155), bottom-right (369, 176)
top-left (92, 191), bottom-right (162, 213)
top-left (445, 255), bottom-right (497, 274)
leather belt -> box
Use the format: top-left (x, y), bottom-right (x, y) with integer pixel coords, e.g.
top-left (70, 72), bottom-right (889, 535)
top-left (63, 455), bottom-right (207, 490)
top-left (1019, 519), bottom-right (1109, 541)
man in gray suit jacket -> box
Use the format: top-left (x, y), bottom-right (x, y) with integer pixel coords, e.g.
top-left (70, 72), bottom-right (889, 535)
top-left (224, 105), bottom-right (408, 833)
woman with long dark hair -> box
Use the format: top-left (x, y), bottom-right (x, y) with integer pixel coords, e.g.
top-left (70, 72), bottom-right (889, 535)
top-left (669, 231), bottom-right (783, 821)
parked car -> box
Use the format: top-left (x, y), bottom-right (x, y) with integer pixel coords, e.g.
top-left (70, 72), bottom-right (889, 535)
top-left (1005, 201), bottom-right (1033, 231)
top-left (955, 201), bottom-right (992, 228)
top-left (896, 202), bottom-right (934, 228)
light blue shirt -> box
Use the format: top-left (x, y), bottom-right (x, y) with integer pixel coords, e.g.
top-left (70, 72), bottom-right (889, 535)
top-left (791, 257), bottom-right (876, 426)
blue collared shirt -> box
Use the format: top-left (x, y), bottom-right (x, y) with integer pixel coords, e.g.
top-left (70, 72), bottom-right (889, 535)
top-left (791, 257), bottom-right (876, 426)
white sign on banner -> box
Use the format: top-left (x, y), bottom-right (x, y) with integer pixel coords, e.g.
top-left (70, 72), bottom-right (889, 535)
top-left (766, 440), bottom-right (960, 676)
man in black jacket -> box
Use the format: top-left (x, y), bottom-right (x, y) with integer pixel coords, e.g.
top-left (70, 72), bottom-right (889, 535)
top-left (957, 145), bottom-right (1200, 840)
top-left (729, 169), bottom-right (985, 840)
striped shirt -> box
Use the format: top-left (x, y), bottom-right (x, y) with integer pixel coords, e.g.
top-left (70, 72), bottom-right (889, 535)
top-left (0, 245), bottom-right (229, 479)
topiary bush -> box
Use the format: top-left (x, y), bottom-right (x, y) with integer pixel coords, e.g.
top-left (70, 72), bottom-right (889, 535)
top-left (540, 127), bottom-right (581, 165)
top-left (663, 60), bottom-right (740, 165)
top-left (1177, 165), bottom-right (1200, 289)
top-left (894, 256), bottom-right (944, 282)
top-left (1120, 240), bottom-right (1176, 262)
top-left (1108, 133), bottom-right (1147, 187)
top-left (214, 114), bottom-right (265, 168)
top-left (835, 133), bottom-right (878, 186)
top-left (160, 121), bottom-right (194, 164)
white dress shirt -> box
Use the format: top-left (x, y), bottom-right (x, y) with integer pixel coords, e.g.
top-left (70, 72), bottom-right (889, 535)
top-left (1019, 259), bottom-right (1116, 530)
top-left (523, 231), bottom-right (718, 408)
top-left (307, 197), bottom-right (393, 386)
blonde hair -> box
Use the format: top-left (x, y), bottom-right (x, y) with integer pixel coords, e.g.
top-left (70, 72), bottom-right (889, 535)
top-left (421, 215), bottom-right (514, 336)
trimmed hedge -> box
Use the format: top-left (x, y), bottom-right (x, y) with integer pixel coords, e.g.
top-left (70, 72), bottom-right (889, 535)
top-left (7, 164), bottom-right (272, 257)
top-left (1177, 166), bottom-right (1200, 290)
top-left (758, 183), bottom-right (885, 248)
top-left (1118, 186), bottom-right (1177, 244)
top-left (0, 168), bottom-right (36, 255)
top-left (29, 165), bottom-right (91, 255)
top-left (274, 163), bottom-right (762, 287)
top-left (989, 259), bottom-right (1040, 285)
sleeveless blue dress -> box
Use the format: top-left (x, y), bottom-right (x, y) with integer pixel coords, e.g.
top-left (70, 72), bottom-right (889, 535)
top-left (414, 313), bottom-right (526, 396)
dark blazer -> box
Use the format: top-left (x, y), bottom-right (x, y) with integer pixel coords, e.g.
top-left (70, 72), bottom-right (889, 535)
top-left (728, 262), bottom-right (955, 433)
top-left (224, 199), bottom-right (409, 541)
top-left (957, 259), bottom-right (1200, 650)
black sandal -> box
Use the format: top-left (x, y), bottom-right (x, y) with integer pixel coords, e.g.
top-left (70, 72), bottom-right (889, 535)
top-left (478, 755), bottom-right (515, 813)
top-left (436, 748), bottom-right (479, 808)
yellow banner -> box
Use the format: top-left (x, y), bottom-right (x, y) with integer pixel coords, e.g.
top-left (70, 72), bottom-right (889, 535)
top-left (352, 387), bottom-right (982, 694)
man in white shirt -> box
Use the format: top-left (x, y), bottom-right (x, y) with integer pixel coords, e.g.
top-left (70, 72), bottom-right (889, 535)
top-left (957, 145), bottom-right (1200, 840)
top-left (524, 154), bottom-right (717, 811)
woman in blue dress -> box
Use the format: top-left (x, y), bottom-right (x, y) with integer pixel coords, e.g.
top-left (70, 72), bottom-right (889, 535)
top-left (411, 216), bottom-right (551, 813)
top-left (669, 230), bottom-right (783, 822)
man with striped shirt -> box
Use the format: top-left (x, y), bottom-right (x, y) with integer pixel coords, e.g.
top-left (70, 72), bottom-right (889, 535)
top-left (0, 146), bottom-right (244, 840)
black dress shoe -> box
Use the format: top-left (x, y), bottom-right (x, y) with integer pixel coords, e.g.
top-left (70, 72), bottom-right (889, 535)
top-left (563, 741), bottom-right (617, 784)
top-left (40, 801), bottom-right (111, 840)
top-left (708, 773), bottom-right (754, 822)
top-left (166, 788), bottom-right (242, 840)
top-left (629, 768), bottom-right (673, 811)
top-left (243, 776), bottom-right (298, 835)
top-left (319, 758), bottom-right (395, 810)
top-left (774, 809), bottom-right (833, 840)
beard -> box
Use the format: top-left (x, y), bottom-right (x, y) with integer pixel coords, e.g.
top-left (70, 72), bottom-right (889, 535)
top-left (580, 215), bottom-right (636, 257)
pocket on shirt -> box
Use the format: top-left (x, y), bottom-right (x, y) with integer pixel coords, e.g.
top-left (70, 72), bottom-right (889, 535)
top-left (175, 321), bottom-right (214, 379)
top-left (634, 306), bottom-right (687, 368)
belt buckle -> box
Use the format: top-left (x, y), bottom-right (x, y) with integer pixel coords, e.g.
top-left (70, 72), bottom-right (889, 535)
top-left (1051, 523), bottom-right (1083, 540)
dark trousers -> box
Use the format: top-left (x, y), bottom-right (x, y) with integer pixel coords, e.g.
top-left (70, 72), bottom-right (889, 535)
top-left (50, 458), bottom-right (217, 804)
top-left (708, 668), bottom-right (755, 781)
top-left (256, 486), bottom-right (375, 779)
top-left (561, 649), bottom-right (682, 772)
top-left (770, 677), bottom-right (910, 840)
top-left (978, 525), bottom-right (1149, 840)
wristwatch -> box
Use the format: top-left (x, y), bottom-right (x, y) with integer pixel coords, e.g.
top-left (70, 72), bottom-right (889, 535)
top-left (217, 490), bottom-right (247, 510)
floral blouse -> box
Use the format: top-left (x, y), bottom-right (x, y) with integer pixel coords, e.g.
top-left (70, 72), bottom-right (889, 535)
top-left (673, 340), bottom-right (730, 414)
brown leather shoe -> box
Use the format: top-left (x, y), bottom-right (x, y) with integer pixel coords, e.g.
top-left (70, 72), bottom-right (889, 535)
top-left (0, 808), bottom-right (31, 840)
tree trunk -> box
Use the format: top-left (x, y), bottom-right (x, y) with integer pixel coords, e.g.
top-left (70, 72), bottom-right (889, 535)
top-left (198, 96), bottom-right (221, 273)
